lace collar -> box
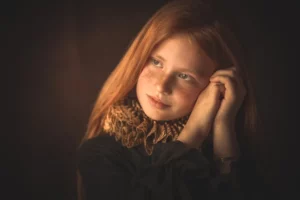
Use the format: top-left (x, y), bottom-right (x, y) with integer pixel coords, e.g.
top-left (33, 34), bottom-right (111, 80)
top-left (101, 97), bottom-right (190, 155)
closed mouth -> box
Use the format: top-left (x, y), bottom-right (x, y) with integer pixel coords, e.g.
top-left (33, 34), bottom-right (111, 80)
top-left (147, 95), bottom-right (170, 107)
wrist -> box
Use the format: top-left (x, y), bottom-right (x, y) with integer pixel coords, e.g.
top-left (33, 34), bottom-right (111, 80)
top-left (177, 128), bottom-right (206, 149)
top-left (213, 138), bottom-right (240, 158)
top-left (215, 156), bottom-right (239, 174)
top-left (213, 117), bottom-right (235, 129)
top-left (212, 121), bottom-right (240, 158)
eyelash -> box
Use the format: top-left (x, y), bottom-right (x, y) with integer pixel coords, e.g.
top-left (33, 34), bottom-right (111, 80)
top-left (178, 74), bottom-right (191, 80)
top-left (150, 57), bottom-right (162, 67)
top-left (150, 57), bottom-right (192, 81)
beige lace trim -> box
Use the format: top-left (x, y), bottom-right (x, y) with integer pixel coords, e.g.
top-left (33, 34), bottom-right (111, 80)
top-left (101, 97), bottom-right (190, 155)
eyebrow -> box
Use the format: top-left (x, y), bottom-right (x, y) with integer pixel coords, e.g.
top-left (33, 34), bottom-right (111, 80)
top-left (152, 54), bottom-right (206, 77)
top-left (154, 55), bottom-right (166, 62)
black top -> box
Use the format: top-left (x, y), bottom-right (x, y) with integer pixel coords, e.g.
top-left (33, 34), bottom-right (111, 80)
top-left (77, 133), bottom-right (245, 200)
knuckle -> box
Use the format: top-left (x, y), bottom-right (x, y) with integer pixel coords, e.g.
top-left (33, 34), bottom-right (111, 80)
top-left (230, 69), bottom-right (238, 77)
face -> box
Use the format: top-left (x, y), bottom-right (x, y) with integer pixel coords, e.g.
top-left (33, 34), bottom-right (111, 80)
top-left (136, 34), bottom-right (217, 121)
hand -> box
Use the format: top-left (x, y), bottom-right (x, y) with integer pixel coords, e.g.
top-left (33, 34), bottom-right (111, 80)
top-left (209, 67), bottom-right (246, 158)
top-left (177, 81), bottom-right (223, 148)
top-left (209, 67), bottom-right (246, 123)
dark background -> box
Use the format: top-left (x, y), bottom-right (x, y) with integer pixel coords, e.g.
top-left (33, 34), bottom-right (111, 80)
top-left (5, 0), bottom-right (297, 199)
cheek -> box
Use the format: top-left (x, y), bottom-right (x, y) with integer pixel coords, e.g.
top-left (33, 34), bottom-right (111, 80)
top-left (178, 79), bottom-right (210, 104)
top-left (138, 67), bottom-right (153, 82)
top-left (137, 67), bottom-right (152, 92)
top-left (176, 87), bottom-right (202, 108)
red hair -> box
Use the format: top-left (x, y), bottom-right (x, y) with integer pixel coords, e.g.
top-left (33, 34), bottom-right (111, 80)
top-left (78, 0), bottom-right (260, 198)
top-left (81, 0), bottom-right (258, 144)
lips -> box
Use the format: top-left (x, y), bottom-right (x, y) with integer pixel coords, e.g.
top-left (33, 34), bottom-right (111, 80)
top-left (147, 95), bottom-right (170, 109)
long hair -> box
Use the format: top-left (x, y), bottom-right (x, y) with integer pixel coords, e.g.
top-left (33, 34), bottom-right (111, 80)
top-left (81, 0), bottom-right (258, 143)
top-left (77, 0), bottom-right (260, 198)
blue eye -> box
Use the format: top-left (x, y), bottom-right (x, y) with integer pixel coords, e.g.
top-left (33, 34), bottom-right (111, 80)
top-left (178, 73), bottom-right (191, 80)
top-left (151, 58), bottom-right (162, 67)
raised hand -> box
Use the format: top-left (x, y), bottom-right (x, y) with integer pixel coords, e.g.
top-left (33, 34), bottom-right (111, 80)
top-left (177, 80), bottom-right (223, 148)
top-left (177, 66), bottom-right (246, 152)
top-left (209, 67), bottom-right (246, 123)
top-left (209, 67), bottom-right (246, 158)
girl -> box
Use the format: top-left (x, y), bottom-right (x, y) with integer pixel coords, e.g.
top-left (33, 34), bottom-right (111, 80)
top-left (77, 0), bottom-right (260, 199)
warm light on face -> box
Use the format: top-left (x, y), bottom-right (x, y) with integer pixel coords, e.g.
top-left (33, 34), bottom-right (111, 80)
top-left (136, 34), bottom-right (216, 121)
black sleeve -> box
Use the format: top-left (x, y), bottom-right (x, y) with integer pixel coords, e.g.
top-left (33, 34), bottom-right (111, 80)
top-left (77, 134), bottom-right (240, 200)
top-left (135, 139), bottom-right (212, 200)
top-left (77, 135), bottom-right (134, 200)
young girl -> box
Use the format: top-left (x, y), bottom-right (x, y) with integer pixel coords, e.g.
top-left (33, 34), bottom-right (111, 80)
top-left (77, 0), bottom-right (261, 199)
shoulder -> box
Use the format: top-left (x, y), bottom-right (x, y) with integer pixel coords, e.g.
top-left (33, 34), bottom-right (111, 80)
top-left (77, 133), bottom-right (137, 176)
top-left (77, 134), bottom-right (124, 159)
top-left (77, 133), bottom-right (132, 169)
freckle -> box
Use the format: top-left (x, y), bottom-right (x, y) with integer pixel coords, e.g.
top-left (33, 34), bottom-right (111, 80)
top-left (141, 69), bottom-right (153, 78)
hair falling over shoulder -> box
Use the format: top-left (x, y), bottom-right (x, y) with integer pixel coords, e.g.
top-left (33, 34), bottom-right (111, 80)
top-left (80, 0), bottom-right (258, 145)
top-left (77, 0), bottom-right (261, 198)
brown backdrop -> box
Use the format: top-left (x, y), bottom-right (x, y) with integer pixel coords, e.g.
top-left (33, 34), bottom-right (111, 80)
top-left (6, 0), bottom-right (297, 199)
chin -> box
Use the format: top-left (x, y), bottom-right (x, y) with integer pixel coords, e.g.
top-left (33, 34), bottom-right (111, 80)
top-left (146, 113), bottom-right (168, 121)
top-left (142, 108), bottom-right (176, 121)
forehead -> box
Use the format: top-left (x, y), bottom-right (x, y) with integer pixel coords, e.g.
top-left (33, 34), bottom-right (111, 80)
top-left (152, 34), bottom-right (217, 74)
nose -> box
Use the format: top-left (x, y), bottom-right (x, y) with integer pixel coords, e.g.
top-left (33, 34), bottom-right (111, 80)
top-left (155, 73), bottom-right (172, 95)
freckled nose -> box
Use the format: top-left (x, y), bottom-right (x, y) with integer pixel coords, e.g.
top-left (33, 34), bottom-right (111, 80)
top-left (155, 74), bottom-right (172, 94)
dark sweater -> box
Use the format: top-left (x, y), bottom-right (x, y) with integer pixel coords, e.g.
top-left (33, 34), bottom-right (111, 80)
top-left (77, 133), bottom-right (261, 200)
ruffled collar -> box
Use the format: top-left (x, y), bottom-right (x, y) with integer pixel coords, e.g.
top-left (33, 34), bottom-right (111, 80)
top-left (101, 97), bottom-right (190, 155)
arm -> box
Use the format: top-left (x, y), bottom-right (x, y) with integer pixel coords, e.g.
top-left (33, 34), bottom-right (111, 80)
top-left (77, 135), bottom-right (134, 200)
top-left (211, 119), bottom-right (244, 199)
top-left (77, 134), bottom-right (214, 200)
top-left (178, 119), bottom-right (244, 199)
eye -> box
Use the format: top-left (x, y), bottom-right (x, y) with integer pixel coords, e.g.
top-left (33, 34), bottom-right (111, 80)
top-left (178, 73), bottom-right (191, 80)
top-left (150, 57), bottom-right (162, 67)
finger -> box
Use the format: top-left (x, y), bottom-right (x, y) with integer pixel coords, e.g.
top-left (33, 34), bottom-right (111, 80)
top-left (210, 75), bottom-right (238, 100)
top-left (207, 81), bottom-right (226, 101)
top-left (211, 75), bottom-right (247, 100)
top-left (211, 67), bottom-right (245, 93)
top-left (210, 81), bottom-right (225, 93)
top-left (211, 67), bottom-right (239, 79)
top-left (214, 82), bottom-right (226, 100)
